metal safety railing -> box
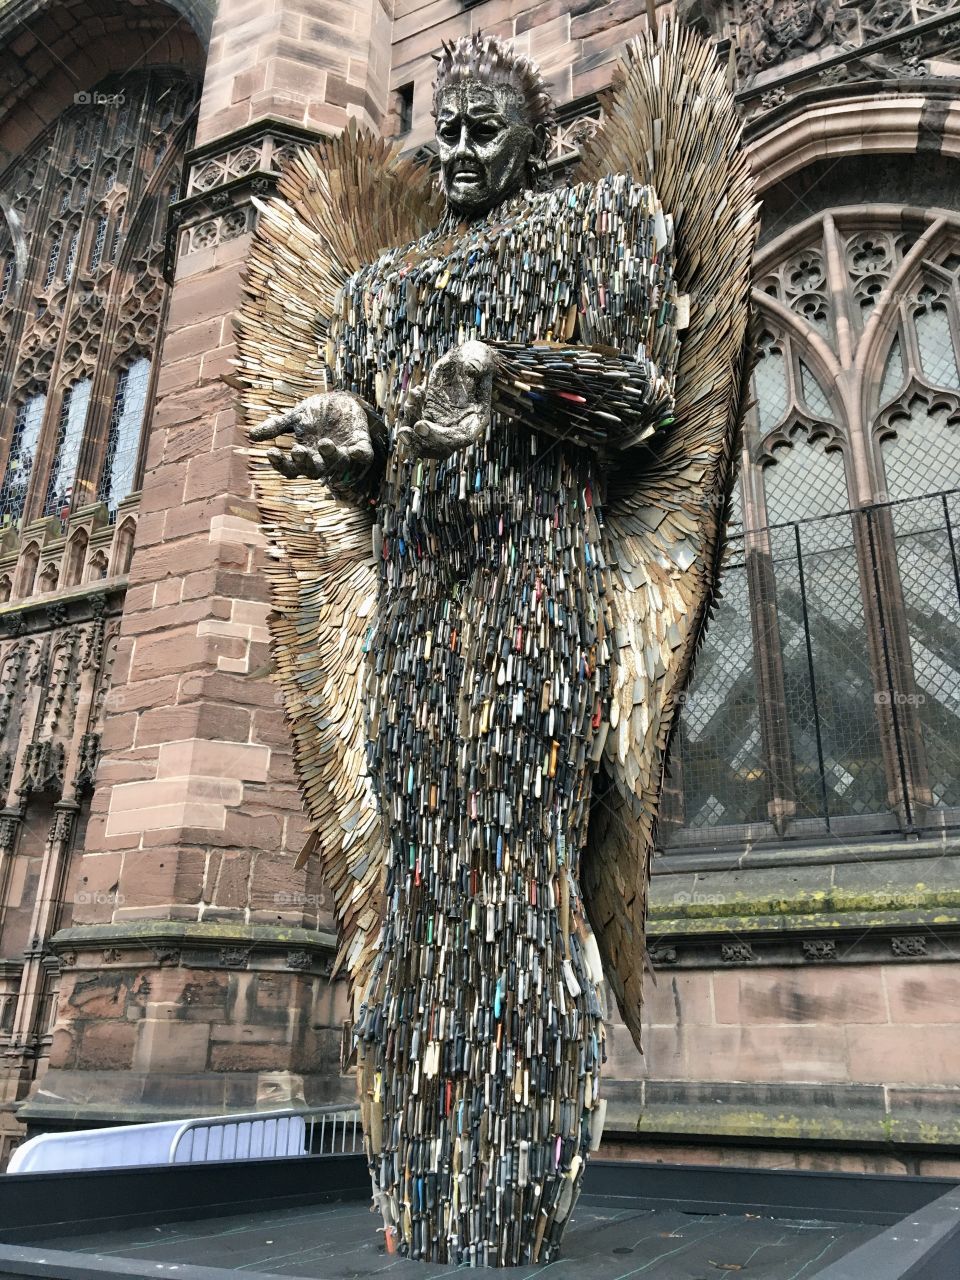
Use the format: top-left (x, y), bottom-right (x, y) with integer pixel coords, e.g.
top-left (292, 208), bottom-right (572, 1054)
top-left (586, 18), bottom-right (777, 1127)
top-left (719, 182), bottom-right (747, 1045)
top-left (169, 1104), bottom-right (363, 1163)
top-left (661, 489), bottom-right (960, 848)
top-left (7, 1104), bottom-right (363, 1174)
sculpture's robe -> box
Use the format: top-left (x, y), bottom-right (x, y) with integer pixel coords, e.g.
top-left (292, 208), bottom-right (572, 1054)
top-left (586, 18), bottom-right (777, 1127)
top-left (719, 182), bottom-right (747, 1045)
top-left (327, 176), bottom-right (680, 1265)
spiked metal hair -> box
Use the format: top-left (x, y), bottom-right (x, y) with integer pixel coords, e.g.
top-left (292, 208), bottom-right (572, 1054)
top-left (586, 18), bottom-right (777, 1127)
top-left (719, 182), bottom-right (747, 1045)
top-left (431, 33), bottom-right (555, 132)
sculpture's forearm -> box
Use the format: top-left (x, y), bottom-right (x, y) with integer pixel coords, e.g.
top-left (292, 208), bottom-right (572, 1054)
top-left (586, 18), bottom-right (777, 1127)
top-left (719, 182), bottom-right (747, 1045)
top-left (489, 341), bottom-right (675, 454)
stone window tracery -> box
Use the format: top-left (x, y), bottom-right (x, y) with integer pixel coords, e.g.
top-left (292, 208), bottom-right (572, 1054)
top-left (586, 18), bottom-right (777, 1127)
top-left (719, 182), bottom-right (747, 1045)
top-left (0, 253), bottom-right (13, 306)
top-left (43, 380), bottom-right (91, 525)
top-left (667, 207), bottom-right (960, 849)
top-left (0, 396), bottom-right (46, 531)
top-left (0, 70), bottom-right (196, 598)
top-left (99, 358), bottom-right (151, 519)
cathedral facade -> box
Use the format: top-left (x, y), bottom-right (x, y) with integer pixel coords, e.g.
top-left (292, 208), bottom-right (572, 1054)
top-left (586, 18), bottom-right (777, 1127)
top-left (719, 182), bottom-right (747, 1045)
top-left (0, 0), bottom-right (959, 1174)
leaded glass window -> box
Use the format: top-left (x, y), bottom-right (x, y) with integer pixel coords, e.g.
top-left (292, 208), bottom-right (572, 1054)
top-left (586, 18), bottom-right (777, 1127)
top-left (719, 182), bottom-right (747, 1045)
top-left (89, 215), bottom-right (108, 271)
top-left (43, 380), bottom-right (91, 524)
top-left (109, 207), bottom-right (125, 263)
top-left (43, 231), bottom-right (62, 288)
top-left (62, 225), bottom-right (80, 285)
top-left (914, 290), bottom-right (960, 390)
top-left (0, 69), bottom-right (195, 595)
top-left (880, 335), bottom-right (905, 405)
top-left (99, 359), bottom-right (151, 517)
top-left (0, 395), bottom-right (45, 530)
top-left (763, 433), bottom-right (848, 525)
top-left (0, 255), bottom-right (12, 305)
top-left (754, 339), bottom-right (790, 432)
top-left (666, 211), bottom-right (960, 847)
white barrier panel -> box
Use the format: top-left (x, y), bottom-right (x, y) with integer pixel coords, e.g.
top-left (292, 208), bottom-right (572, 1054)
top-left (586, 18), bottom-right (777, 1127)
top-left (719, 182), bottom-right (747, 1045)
top-left (7, 1110), bottom-right (309, 1173)
top-left (9, 1119), bottom-right (190, 1173)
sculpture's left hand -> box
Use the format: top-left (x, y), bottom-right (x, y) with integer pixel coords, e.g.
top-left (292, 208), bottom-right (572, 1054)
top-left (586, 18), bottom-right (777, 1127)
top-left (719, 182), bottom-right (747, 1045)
top-left (397, 340), bottom-right (494, 461)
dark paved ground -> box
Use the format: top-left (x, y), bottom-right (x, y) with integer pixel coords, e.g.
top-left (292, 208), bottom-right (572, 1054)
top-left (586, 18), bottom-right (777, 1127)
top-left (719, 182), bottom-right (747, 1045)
top-left (49, 1197), bottom-right (882, 1278)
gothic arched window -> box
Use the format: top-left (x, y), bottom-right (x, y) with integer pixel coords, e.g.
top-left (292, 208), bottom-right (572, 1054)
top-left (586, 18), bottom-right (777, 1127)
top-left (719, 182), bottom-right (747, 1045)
top-left (0, 395), bottom-right (46, 530)
top-left (666, 209), bottom-right (960, 849)
top-left (99, 357), bottom-right (152, 518)
top-left (0, 70), bottom-right (196, 594)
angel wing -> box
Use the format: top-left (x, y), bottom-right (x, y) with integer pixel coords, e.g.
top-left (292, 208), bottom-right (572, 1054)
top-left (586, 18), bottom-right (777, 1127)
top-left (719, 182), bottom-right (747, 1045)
top-left (235, 124), bottom-right (443, 999)
top-left (575, 22), bottom-right (760, 1048)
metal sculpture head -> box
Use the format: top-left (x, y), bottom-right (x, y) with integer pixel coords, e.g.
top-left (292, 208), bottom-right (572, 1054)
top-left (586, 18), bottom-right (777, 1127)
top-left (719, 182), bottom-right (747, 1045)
top-left (432, 33), bottom-right (554, 217)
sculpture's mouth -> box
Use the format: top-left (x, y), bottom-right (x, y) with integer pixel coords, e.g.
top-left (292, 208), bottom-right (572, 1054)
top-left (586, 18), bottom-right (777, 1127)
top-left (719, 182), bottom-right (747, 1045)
top-left (451, 165), bottom-right (483, 186)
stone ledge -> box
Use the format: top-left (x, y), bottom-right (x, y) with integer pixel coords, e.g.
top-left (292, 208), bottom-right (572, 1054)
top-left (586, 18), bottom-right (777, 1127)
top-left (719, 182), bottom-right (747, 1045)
top-left (47, 920), bottom-right (338, 974)
top-left (16, 1068), bottom-right (356, 1127)
top-left (602, 1079), bottom-right (960, 1151)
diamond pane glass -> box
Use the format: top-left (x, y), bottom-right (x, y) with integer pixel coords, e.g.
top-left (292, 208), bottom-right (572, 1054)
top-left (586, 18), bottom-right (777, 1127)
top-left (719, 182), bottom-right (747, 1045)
top-left (916, 302), bottom-right (960, 390)
top-left (666, 532), bottom-right (771, 839)
top-left (110, 207), bottom-right (124, 262)
top-left (890, 493), bottom-right (960, 809)
top-left (882, 400), bottom-right (960, 502)
top-left (89, 214), bottom-right (108, 270)
top-left (770, 515), bottom-right (888, 822)
top-left (99, 358), bottom-right (150, 516)
top-left (763, 434), bottom-right (849, 526)
top-left (43, 379), bottom-right (91, 523)
top-left (43, 231), bottom-right (62, 288)
top-left (0, 394), bottom-right (45, 529)
top-left (799, 361), bottom-right (834, 420)
top-left (754, 346), bottom-right (789, 432)
top-left (879, 335), bottom-right (904, 405)
top-left (62, 225), bottom-right (80, 284)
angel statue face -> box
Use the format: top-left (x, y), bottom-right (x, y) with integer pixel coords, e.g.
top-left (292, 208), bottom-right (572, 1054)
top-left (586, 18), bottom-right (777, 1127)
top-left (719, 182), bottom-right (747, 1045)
top-left (435, 82), bottom-right (547, 216)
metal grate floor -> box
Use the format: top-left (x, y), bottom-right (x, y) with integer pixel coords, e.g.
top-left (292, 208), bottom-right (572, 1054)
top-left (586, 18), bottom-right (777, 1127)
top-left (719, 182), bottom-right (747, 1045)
top-left (48, 1197), bottom-right (882, 1278)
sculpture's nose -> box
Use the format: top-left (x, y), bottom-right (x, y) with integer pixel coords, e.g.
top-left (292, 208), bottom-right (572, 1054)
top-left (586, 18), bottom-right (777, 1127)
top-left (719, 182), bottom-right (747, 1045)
top-left (454, 124), bottom-right (472, 156)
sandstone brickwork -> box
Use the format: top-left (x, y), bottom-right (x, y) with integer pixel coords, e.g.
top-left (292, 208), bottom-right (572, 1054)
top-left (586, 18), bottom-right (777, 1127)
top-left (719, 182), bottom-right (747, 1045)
top-left (1, 0), bottom-right (960, 1174)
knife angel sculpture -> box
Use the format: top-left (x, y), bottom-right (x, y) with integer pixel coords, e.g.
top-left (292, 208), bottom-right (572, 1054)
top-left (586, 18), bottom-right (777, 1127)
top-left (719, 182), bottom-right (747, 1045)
top-left (237, 21), bottom-right (758, 1267)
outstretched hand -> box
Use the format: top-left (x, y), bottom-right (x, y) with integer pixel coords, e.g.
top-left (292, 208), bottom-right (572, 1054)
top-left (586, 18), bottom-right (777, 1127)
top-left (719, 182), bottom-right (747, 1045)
top-left (397, 341), bottom-right (495, 461)
top-left (250, 391), bottom-right (376, 485)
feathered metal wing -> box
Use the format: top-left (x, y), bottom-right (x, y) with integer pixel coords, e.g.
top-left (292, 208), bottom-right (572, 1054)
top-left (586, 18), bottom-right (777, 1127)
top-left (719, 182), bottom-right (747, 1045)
top-left (235, 125), bottom-right (444, 998)
top-left (575, 23), bottom-right (760, 1049)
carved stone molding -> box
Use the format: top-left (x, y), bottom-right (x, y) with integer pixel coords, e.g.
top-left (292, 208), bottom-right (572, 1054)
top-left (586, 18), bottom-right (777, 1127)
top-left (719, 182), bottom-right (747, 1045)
top-left (164, 121), bottom-right (323, 279)
top-left (802, 938), bottom-right (839, 959)
top-left (891, 933), bottom-right (928, 955)
top-left (0, 814), bottom-right (19, 852)
top-left (721, 941), bottom-right (757, 963)
top-left (649, 921), bottom-right (954, 967)
top-left (737, 0), bottom-right (855, 79)
top-left (738, 5), bottom-right (960, 117)
top-left (18, 740), bottom-right (65, 797)
top-left (182, 205), bottom-right (255, 256)
top-left (49, 805), bottom-right (77, 845)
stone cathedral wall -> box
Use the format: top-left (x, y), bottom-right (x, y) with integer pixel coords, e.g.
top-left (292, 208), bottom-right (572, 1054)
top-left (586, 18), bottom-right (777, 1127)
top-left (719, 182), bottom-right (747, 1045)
top-left (0, 0), bottom-right (958, 1173)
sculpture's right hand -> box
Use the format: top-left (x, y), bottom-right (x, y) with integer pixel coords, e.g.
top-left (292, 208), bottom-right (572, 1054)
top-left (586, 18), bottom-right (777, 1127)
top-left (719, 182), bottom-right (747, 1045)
top-left (249, 391), bottom-right (375, 483)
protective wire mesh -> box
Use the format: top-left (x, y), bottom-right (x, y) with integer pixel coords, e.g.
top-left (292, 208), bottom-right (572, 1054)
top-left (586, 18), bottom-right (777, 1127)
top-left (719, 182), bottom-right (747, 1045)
top-left (664, 491), bottom-right (960, 848)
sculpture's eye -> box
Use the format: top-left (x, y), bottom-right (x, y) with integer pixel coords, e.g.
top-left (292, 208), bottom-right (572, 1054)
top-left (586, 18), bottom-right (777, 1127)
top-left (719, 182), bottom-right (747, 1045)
top-left (471, 123), bottom-right (499, 144)
top-left (437, 122), bottom-right (460, 144)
